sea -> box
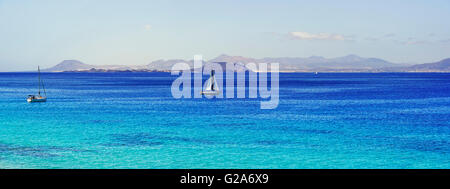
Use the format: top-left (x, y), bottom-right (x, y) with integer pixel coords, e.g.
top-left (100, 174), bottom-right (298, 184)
top-left (0, 72), bottom-right (449, 168)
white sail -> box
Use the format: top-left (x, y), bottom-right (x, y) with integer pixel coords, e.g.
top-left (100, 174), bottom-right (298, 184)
top-left (204, 75), bottom-right (219, 92)
top-left (212, 76), bottom-right (219, 91)
top-left (204, 77), bottom-right (212, 91)
top-left (201, 70), bottom-right (220, 95)
top-left (202, 75), bottom-right (220, 95)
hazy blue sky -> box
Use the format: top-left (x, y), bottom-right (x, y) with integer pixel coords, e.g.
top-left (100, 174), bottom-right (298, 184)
top-left (1, 0), bottom-right (450, 71)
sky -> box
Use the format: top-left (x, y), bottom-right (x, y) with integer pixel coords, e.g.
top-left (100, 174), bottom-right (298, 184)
top-left (0, 0), bottom-right (450, 71)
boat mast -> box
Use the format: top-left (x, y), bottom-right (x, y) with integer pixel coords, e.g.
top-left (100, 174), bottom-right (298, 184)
top-left (38, 66), bottom-right (41, 96)
top-left (211, 70), bottom-right (215, 91)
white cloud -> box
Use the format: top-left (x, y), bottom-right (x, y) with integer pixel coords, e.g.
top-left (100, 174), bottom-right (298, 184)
top-left (144, 24), bottom-right (152, 31)
top-left (364, 34), bottom-right (395, 42)
top-left (289, 31), bottom-right (345, 41)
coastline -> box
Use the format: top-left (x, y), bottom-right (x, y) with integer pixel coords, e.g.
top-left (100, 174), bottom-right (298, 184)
top-left (2, 71), bottom-right (450, 73)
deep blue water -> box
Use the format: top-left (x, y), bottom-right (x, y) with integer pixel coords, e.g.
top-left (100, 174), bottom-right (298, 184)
top-left (0, 72), bottom-right (449, 168)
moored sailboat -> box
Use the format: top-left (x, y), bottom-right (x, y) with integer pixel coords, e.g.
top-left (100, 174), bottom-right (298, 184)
top-left (27, 66), bottom-right (47, 103)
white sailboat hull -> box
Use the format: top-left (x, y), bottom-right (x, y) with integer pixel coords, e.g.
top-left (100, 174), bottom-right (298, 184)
top-left (200, 91), bottom-right (220, 95)
top-left (27, 96), bottom-right (47, 103)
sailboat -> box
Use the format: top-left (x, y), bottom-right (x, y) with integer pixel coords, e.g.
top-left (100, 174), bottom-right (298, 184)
top-left (27, 66), bottom-right (47, 103)
top-left (201, 70), bottom-right (220, 96)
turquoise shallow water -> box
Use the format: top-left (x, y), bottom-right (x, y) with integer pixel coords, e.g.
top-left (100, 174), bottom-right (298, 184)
top-left (0, 72), bottom-right (449, 168)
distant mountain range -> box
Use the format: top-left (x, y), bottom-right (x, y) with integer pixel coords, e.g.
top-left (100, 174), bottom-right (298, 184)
top-left (42, 60), bottom-right (148, 72)
top-left (41, 55), bottom-right (450, 72)
top-left (377, 58), bottom-right (450, 72)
